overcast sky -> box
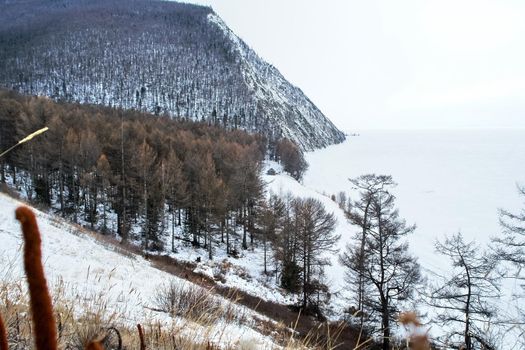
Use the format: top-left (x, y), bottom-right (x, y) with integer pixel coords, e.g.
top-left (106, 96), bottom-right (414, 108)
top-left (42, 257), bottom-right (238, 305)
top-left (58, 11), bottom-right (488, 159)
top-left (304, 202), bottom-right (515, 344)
top-left (187, 0), bottom-right (525, 131)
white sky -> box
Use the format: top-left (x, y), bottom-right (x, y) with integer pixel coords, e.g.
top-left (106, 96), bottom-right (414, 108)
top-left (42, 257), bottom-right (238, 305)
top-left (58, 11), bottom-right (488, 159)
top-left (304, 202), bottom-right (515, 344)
top-left (187, 0), bottom-right (525, 131)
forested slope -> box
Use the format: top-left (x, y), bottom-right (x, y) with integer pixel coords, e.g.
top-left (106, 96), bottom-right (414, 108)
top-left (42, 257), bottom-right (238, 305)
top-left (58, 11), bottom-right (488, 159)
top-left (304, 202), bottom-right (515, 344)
top-left (0, 0), bottom-right (345, 150)
top-left (0, 90), bottom-right (268, 257)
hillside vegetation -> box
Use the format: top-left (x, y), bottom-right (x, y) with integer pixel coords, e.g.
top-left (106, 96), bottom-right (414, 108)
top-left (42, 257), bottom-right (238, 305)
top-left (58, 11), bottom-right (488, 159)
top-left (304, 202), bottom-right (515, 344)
top-left (0, 90), bottom-right (341, 324)
top-left (0, 0), bottom-right (345, 150)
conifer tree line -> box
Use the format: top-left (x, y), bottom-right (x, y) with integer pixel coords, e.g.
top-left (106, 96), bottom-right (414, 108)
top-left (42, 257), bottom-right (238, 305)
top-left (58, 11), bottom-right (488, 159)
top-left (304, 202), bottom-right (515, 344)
top-left (0, 90), bottom-right (303, 255)
top-left (0, 90), bottom-right (335, 311)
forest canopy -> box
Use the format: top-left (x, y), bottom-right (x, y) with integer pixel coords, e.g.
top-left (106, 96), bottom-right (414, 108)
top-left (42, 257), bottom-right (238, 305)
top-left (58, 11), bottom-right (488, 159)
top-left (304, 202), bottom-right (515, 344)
top-left (0, 89), bottom-right (267, 255)
top-left (0, 89), bottom-right (330, 315)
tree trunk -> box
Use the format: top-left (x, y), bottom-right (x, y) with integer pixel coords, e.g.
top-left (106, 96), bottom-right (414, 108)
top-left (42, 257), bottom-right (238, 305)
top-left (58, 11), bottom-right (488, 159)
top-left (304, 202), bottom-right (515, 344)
top-left (119, 184), bottom-right (128, 242)
top-left (263, 237), bottom-right (268, 275)
top-left (226, 217), bottom-right (230, 255)
top-left (171, 210), bottom-right (176, 253)
top-left (303, 234), bottom-right (308, 308)
top-left (143, 174), bottom-right (148, 251)
top-left (208, 231), bottom-right (213, 260)
top-left (242, 207), bottom-right (248, 249)
top-left (12, 165), bottom-right (16, 186)
top-left (120, 114), bottom-right (128, 242)
top-left (220, 219), bottom-right (224, 243)
top-left (382, 302), bottom-right (390, 350)
top-left (102, 192), bottom-right (107, 233)
top-left (462, 253), bottom-right (472, 350)
top-left (59, 170), bottom-right (64, 214)
top-left (358, 199), bottom-right (371, 327)
top-left (249, 206), bottom-right (254, 246)
top-left (0, 161), bottom-right (5, 184)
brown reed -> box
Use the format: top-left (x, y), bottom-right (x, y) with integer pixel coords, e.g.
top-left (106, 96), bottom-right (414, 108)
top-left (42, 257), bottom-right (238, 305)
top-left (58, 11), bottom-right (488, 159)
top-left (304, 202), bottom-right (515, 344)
top-left (85, 341), bottom-right (105, 350)
top-left (15, 206), bottom-right (57, 350)
top-left (0, 314), bottom-right (8, 350)
top-left (137, 324), bottom-right (146, 350)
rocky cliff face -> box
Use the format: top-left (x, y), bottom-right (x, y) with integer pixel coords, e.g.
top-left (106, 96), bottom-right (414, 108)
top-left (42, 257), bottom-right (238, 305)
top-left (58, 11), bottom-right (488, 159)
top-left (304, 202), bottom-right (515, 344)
top-left (0, 0), bottom-right (345, 150)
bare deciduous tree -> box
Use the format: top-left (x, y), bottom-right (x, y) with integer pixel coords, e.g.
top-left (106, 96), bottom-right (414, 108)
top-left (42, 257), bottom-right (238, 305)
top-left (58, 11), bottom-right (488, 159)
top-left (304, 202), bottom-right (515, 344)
top-left (494, 184), bottom-right (525, 266)
top-left (430, 233), bottom-right (500, 350)
top-left (492, 184), bottom-right (525, 345)
top-left (340, 174), bottom-right (420, 350)
top-left (340, 174), bottom-right (395, 327)
top-left (275, 195), bottom-right (339, 315)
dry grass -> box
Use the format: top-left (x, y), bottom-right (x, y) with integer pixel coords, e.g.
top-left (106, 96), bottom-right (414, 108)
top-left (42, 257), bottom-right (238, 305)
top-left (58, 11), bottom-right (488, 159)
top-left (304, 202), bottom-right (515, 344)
top-left (0, 203), bottom-right (365, 349)
top-left (1, 260), bottom-right (348, 350)
top-left (0, 272), bottom-right (360, 349)
top-left (0, 277), bottom-right (230, 349)
top-left (154, 282), bottom-right (246, 326)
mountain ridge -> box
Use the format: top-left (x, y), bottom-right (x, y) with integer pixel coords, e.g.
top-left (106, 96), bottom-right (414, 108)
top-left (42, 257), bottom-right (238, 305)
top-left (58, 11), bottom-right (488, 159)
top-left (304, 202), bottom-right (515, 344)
top-left (0, 0), bottom-right (345, 150)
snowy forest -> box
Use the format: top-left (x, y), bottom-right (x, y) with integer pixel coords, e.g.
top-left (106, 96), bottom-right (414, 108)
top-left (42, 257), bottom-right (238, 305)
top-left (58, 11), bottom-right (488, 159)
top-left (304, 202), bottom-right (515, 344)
top-left (0, 90), bottom-right (339, 316)
top-left (0, 0), bottom-right (345, 151)
top-left (1, 0), bottom-right (524, 349)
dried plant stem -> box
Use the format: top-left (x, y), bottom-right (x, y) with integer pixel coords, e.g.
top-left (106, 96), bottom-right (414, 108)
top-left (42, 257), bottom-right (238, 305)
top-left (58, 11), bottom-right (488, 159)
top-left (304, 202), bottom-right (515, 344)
top-left (0, 314), bottom-right (8, 350)
top-left (15, 206), bottom-right (57, 350)
top-left (85, 341), bottom-right (105, 350)
top-left (0, 127), bottom-right (49, 159)
top-left (137, 324), bottom-right (146, 350)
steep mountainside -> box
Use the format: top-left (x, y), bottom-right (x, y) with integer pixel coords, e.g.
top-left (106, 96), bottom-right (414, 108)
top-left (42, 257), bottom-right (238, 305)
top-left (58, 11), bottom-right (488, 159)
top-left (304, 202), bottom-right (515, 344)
top-left (0, 0), bottom-right (345, 150)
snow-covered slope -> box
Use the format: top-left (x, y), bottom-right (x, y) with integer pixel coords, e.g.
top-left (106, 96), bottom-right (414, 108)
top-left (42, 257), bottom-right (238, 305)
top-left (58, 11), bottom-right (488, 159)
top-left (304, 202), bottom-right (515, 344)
top-left (0, 192), bottom-right (277, 348)
top-left (207, 14), bottom-right (345, 150)
top-left (262, 165), bottom-right (349, 292)
top-left (262, 165), bottom-right (354, 317)
top-left (0, 0), bottom-right (345, 151)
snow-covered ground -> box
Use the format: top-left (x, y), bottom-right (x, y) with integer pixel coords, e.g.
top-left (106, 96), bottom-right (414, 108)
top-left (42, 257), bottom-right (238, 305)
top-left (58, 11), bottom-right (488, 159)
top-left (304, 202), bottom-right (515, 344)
top-left (164, 234), bottom-right (296, 306)
top-left (302, 129), bottom-right (525, 345)
top-left (262, 163), bottom-right (354, 315)
top-left (2, 129), bottom-right (524, 347)
top-left (0, 193), bottom-right (279, 349)
top-left (172, 129), bottom-right (525, 344)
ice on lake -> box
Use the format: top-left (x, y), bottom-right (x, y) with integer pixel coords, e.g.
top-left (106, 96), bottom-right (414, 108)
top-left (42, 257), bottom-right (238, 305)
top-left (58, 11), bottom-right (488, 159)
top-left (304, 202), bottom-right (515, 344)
top-left (304, 129), bottom-right (525, 275)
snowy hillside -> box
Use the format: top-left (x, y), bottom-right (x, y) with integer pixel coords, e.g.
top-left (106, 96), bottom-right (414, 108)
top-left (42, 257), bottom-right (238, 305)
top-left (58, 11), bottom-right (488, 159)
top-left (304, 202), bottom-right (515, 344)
top-left (2, 129), bottom-right (523, 347)
top-left (0, 0), bottom-right (345, 151)
top-left (260, 130), bottom-right (525, 346)
top-left (161, 162), bottom-right (358, 316)
top-left (0, 192), bottom-right (278, 349)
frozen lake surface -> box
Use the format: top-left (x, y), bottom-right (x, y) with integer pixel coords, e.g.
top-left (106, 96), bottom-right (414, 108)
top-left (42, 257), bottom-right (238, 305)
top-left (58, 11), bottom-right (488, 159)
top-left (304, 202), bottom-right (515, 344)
top-left (304, 129), bottom-right (525, 276)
